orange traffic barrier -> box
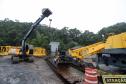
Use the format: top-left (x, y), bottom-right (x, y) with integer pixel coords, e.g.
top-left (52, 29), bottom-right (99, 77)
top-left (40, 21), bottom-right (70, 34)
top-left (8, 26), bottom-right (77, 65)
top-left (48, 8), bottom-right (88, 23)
top-left (84, 67), bottom-right (98, 84)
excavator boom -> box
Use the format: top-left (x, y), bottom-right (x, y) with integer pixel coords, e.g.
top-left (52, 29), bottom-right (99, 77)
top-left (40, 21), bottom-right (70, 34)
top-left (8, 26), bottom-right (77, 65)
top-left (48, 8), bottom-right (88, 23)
top-left (11, 8), bottom-right (52, 64)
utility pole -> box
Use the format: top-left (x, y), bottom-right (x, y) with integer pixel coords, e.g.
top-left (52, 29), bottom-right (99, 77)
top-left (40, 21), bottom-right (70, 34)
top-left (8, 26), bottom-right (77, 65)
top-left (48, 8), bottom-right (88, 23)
top-left (49, 19), bottom-right (52, 28)
top-left (48, 19), bottom-right (54, 41)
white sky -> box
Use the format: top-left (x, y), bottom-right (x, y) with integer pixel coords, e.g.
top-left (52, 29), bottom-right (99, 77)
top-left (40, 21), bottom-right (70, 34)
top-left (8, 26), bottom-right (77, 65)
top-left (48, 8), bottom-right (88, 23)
top-left (0, 0), bottom-right (126, 33)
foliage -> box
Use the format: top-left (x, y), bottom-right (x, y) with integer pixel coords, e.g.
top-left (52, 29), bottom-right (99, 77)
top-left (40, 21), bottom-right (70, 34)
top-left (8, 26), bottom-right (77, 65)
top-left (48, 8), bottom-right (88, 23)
top-left (98, 22), bottom-right (126, 39)
top-left (0, 18), bottom-right (126, 50)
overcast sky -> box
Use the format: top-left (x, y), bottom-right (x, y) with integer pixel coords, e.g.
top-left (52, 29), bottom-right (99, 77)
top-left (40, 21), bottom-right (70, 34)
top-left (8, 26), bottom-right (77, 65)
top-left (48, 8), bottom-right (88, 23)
top-left (0, 0), bottom-right (126, 33)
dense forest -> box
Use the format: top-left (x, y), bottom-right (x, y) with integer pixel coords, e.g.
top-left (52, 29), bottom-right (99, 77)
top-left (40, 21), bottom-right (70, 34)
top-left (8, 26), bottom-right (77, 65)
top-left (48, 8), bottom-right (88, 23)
top-left (0, 18), bottom-right (126, 50)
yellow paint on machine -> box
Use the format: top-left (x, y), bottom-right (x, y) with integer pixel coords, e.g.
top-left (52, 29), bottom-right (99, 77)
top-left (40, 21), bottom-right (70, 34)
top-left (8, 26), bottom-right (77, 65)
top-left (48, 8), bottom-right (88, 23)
top-left (68, 42), bottom-right (105, 60)
top-left (105, 32), bottom-right (126, 49)
top-left (68, 32), bottom-right (126, 60)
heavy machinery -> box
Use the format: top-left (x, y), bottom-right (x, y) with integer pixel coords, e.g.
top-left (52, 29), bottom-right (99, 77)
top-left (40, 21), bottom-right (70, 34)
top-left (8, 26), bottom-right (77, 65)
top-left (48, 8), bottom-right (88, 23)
top-left (11, 8), bottom-right (52, 64)
top-left (54, 32), bottom-right (126, 73)
top-left (98, 32), bottom-right (126, 71)
top-left (50, 42), bottom-right (105, 68)
top-left (68, 32), bottom-right (126, 72)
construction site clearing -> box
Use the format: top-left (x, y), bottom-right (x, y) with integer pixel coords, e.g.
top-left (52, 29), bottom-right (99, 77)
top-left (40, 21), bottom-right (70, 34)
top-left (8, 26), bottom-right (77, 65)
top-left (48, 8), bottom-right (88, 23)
top-left (1, 32), bottom-right (126, 84)
top-left (0, 8), bottom-right (126, 84)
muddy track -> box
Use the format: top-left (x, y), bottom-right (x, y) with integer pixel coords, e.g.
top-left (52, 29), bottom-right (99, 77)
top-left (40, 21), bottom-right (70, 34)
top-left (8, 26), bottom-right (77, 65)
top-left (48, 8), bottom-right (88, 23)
top-left (45, 58), bottom-right (84, 84)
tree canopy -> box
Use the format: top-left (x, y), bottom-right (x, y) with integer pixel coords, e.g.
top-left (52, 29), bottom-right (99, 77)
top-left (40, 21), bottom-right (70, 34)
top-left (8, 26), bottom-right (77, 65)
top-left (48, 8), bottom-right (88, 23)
top-left (0, 18), bottom-right (126, 50)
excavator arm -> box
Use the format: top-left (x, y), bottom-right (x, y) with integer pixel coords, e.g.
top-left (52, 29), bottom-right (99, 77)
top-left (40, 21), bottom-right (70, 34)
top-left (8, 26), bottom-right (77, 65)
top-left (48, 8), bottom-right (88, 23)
top-left (68, 42), bottom-right (105, 60)
top-left (21, 8), bottom-right (52, 59)
top-left (11, 8), bottom-right (52, 64)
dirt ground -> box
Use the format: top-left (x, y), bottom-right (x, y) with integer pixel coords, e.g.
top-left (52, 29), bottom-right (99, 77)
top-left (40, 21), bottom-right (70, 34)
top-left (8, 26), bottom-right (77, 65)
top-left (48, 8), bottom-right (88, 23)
top-left (0, 56), bottom-right (63, 84)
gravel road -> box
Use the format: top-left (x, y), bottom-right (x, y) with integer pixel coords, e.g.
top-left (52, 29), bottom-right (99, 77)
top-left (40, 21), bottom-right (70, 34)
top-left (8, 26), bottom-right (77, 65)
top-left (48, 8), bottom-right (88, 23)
top-left (0, 56), bottom-right (63, 84)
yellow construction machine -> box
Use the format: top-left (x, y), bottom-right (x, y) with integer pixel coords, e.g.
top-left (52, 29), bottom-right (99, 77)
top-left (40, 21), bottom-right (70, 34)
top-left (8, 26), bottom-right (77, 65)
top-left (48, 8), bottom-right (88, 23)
top-left (68, 42), bottom-right (105, 60)
top-left (98, 32), bottom-right (126, 70)
top-left (68, 32), bottom-right (126, 71)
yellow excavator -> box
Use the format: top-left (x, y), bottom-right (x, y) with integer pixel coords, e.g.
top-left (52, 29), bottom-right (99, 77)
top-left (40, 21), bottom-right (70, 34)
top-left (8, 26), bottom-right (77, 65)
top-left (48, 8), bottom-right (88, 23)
top-left (98, 32), bottom-right (126, 71)
top-left (68, 32), bottom-right (126, 71)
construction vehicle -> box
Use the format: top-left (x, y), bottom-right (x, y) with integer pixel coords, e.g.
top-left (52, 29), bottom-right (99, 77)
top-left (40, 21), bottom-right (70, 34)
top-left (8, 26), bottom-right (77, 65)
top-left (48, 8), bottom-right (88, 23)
top-left (46, 32), bottom-right (126, 83)
top-left (98, 32), bottom-right (126, 72)
top-left (68, 32), bottom-right (126, 72)
top-left (50, 42), bottom-right (105, 67)
top-left (11, 8), bottom-right (52, 64)
top-left (54, 32), bottom-right (126, 73)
